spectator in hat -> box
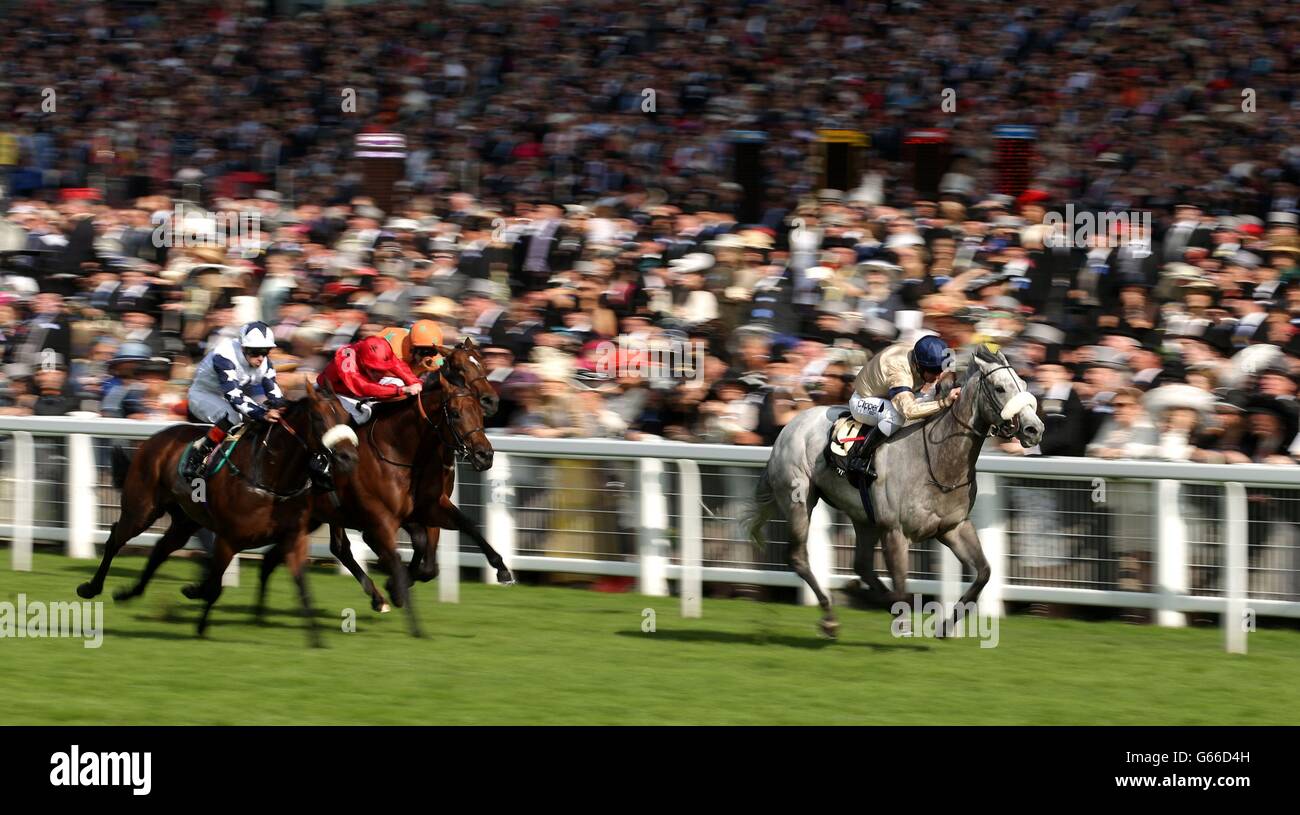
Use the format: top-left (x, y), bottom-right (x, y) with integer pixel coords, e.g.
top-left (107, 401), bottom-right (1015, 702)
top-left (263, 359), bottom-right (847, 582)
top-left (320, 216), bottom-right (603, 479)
top-left (1087, 387), bottom-right (1158, 459)
top-left (1237, 399), bottom-right (1299, 465)
top-left (99, 340), bottom-right (154, 418)
top-left (31, 363), bottom-right (78, 416)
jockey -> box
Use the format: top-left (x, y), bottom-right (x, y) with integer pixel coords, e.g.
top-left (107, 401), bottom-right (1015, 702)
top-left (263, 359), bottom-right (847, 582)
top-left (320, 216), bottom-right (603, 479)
top-left (845, 333), bottom-right (962, 481)
top-left (183, 321), bottom-right (286, 479)
top-left (319, 334), bottom-right (423, 421)
top-left (378, 319), bottom-right (445, 377)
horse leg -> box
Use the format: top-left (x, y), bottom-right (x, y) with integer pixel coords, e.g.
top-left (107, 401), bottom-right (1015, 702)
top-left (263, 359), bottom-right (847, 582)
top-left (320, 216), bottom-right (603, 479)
top-left (284, 534), bottom-right (324, 648)
top-left (77, 499), bottom-right (166, 599)
top-left (788, 498), bottom-right (837, 638)
top-left (253, 545), bottom-right (284, 624)
top-left (849, 520), bottom-right (890, 606)
top-left (113, 511), bottom-right (198, 602)
top-left (405, 524), bottom-right (441, 583)
top-left (435, 497), bottom-right (513, 585)
top-left (372, 528), bottom-right (423, 638)
top-left (937, 520), bottom-right (991, 637)
top-left (329, 524), bottom-right (390, 612)
top-left (882, 528), bottom-right (914, 636)
top-left (195, 538), bottom-right (234, 639)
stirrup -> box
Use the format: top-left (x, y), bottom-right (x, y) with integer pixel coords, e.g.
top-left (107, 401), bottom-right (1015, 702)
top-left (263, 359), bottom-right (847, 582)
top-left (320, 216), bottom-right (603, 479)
top-left (183, 441), bottom-right (211, 479)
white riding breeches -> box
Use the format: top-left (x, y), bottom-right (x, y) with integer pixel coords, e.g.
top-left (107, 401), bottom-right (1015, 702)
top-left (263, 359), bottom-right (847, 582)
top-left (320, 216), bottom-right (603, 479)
top-left (848, 393), bottom-right (903, 436)
top-left (187, 389), bottom-right (244, 426)
top-left (337, 376), bottom-right (407, 425)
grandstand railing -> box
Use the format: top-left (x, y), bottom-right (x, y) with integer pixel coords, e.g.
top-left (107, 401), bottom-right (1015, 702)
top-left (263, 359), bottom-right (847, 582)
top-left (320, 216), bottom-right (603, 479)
top-left (2, 415), bottom-right (1299, 652)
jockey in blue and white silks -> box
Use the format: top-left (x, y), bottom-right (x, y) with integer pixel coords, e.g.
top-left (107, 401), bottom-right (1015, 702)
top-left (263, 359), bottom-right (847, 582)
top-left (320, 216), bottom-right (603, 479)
top-left (844, 334), bottom-right (960, 481)
top-left (183, 321), bottom-right (286, 478)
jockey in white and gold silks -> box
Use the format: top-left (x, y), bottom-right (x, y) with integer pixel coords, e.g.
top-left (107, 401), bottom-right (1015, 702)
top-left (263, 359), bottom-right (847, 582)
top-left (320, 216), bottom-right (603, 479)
top-left (844, 334), bottom-right (960, 480)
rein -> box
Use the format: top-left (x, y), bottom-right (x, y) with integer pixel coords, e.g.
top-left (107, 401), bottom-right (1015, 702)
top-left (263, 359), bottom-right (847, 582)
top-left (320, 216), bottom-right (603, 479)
top-left (233, 416), bottom-right (317, 500)
top-left (921, 363), bottom-right (1028, 492)
top-left (368, 385), bottom-right (473, 469)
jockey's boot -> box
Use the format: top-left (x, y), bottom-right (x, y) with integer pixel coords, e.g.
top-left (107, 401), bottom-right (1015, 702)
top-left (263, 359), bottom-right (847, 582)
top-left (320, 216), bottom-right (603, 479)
top-left (845, 427), bottom-right (885, 483)
top-left (182, 426), bottom-right (225, 481)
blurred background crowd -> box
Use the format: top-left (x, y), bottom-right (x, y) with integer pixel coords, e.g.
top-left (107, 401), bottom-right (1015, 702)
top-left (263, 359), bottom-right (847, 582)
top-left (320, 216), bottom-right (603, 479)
top-left (0, 0), bottom-right (1298, 466)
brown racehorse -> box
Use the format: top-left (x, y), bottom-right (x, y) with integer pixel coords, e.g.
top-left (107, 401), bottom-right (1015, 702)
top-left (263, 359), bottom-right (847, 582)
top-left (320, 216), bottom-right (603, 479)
top-left (255, 363), bottom-right (506, 637)
top-left (405, 339), bottom-right (501, 584)
top-left (76, 380), bottom-right (360, 646)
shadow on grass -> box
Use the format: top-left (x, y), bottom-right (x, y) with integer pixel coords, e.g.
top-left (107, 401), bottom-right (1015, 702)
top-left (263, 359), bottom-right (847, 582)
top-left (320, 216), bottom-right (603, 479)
top-left (614, 629), bottom-right (929, 652)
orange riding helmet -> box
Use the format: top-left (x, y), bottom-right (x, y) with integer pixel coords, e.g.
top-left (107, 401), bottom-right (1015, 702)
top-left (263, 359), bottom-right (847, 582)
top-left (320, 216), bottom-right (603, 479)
top-left (405, 319), bottom-right (445, 373)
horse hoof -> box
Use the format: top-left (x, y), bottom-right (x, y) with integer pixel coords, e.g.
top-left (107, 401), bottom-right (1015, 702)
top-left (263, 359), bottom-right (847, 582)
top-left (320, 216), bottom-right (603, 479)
top-left (379, 603), bottom-right (391, 614)
top-left (497, 569), bottom-right (515, 585)
top-left (818, 619), bottom-right (840, 640)
top-left (76, 582), bottom-right (99, 599)
top-left (181, 585), bottom-right (202, 600)
top-left (112, 587), bottom-right (137, 603)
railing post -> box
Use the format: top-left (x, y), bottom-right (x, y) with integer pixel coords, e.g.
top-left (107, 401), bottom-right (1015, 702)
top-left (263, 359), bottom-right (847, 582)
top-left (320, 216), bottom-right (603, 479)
top-left (11, 431), bottom-right (33, 571)
top-left (439, 472), bottom-right (460, 603)
top-left (66, 430), bottom-right (97, 559)
top-left (677, 459), bottom-right (702, 618)
top-left (638, 458), bottom-right (669, 597)
top-left (972, 472), bottom-right (1005, 617)
top-left (221, 554), bottom-right (240, 588)
top-left (805, 502), bottom-right (833, 607)
top-left (1224, 482), bottom-right (1248, 655)
top-left (484, 453), bottom-right (515, 585)
top-left (1155, 479), bottom-right (1188, 627)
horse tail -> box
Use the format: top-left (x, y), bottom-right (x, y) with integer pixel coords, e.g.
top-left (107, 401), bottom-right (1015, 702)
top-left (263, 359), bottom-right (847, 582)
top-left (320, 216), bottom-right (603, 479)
top-left (110, 442), bottom-right (134, 490)
top-left (740, 466), bottom-right (776, 555)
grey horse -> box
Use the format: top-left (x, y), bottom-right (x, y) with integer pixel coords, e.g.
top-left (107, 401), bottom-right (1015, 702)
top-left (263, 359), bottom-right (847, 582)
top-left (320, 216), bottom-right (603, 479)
top-left (745, 345), bottom-right (1045, 637)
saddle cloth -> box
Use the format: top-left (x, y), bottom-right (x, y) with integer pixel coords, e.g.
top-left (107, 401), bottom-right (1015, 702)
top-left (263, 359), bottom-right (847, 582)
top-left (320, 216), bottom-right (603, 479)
top-left (825, 409), bottom-right (879, 525)
top-left (825, 411), bottom-right (867, 477)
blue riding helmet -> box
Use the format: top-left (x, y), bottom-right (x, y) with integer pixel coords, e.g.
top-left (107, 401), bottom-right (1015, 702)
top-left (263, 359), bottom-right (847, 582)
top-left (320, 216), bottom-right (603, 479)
top-left (912, 335), bottom-right (949, 372)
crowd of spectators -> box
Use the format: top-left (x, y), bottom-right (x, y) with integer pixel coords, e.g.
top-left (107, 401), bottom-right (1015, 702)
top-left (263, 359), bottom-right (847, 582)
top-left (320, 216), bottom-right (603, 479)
top-left (0, 0), bottom-right (1297, 466)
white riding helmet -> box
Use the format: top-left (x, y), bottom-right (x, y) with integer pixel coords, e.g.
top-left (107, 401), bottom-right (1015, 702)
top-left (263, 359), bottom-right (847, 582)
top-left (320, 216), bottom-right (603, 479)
top-left (239, 321), bottom-right (276, 353)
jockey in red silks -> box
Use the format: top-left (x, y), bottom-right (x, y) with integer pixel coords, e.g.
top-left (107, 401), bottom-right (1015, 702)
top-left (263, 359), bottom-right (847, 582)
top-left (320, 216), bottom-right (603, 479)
top-left (320, 335), bottom-right (423, 421)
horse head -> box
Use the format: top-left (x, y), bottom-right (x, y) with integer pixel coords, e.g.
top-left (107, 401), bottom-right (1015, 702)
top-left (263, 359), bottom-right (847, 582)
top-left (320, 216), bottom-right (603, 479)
top-left (304, 377), bottom-right (360, 475)
top-left (438, 337), bottom-right (499, 417)
top-left (422, 370), bottom-right (495, 472)
top-left (965, 345), bottom-right (1044, 449)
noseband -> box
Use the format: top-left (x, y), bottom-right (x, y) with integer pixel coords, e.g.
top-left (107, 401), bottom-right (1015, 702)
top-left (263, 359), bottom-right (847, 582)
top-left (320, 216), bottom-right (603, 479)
top-left (977, 364), bottom-right (1036, 439)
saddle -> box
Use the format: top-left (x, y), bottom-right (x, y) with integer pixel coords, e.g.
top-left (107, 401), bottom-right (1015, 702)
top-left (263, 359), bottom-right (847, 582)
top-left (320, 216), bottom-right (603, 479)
top-left (177, 423), bottom-right (250, 486)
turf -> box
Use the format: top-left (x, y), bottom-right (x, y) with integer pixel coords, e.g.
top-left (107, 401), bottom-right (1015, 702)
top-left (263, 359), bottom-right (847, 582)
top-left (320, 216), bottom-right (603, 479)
top-left (1, 551), bottom-right (1297, 725)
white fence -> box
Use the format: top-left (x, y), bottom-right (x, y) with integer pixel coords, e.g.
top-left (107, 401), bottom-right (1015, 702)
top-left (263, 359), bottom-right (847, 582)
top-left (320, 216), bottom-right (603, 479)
top-left (2, 415), bottom-right (1299, 652)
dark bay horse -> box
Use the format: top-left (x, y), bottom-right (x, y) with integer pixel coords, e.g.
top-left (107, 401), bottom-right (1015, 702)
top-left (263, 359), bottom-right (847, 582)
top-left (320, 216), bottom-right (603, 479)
top-left (77, 380), bottom-right (360, 645)
top-left (404, 340), bottom-right (502, 584)
top-left (256, 362), bottom-right (508, 637)
top-left (746, 346), bottom-right (1045, 638)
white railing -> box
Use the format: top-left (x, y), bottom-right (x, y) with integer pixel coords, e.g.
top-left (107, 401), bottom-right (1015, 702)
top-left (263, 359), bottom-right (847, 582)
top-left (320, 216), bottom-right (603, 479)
top-left (2, 415), bottom-right (1299, 653)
